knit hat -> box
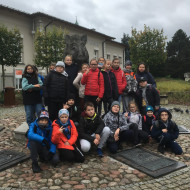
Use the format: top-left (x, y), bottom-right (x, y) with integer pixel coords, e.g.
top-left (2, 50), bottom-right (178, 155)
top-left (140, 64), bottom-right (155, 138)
top-left (58, 109), bottom-right (69, 118)
top-left (139, 76), bottom-right (148, 82)
top-left (111, 101), bottom-right (120, 108)
top-left (146, 106), bottom-right (154, 113)
top-left (38, 110), bottom-right (49, 120)
top-left (67, 94), bottom-right (75, 101)
top-left (56, 61), bottom-right (65, 68)
top-left (125, 60), bottom-right (132, 67)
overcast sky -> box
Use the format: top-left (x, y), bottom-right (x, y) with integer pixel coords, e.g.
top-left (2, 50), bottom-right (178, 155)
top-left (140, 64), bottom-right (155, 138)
top-left (1, 0), bottom-right (190, 42)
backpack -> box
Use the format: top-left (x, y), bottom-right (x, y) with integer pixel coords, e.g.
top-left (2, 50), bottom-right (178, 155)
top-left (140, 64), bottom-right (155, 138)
top-left (124, 73), bottom-right (138, 93)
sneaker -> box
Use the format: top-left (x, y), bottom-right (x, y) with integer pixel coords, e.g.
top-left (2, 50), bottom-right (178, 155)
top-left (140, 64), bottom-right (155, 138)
top-left (158, 144), bottom-right (165, 154)
top-left (32, 162), bottom-right (42, 173)
top-left (97, 148), bottom-right (104, 157)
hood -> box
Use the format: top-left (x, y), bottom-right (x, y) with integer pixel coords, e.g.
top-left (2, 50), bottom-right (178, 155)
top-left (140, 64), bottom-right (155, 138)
top-left (51, 70), bottom-right (68, 77)
top-left (157, 108), bottom-right (172, 120)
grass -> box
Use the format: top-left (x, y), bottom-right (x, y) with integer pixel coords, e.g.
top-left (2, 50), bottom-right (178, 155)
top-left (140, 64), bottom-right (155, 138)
top-left (156, 78), bottom-right (190, 105)
top-left (156, 78), bottom-right (190, 92)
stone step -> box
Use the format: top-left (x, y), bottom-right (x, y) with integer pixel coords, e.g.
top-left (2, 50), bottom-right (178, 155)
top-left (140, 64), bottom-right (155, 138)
top-left (14, 122), bottom-right (29, 141)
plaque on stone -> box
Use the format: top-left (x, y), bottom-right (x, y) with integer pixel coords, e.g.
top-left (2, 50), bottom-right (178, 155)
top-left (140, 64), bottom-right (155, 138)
top-left (178, 125), bottom-right (190, 134)
top-left (0, 150), bottom-right (30, 172)
top-left (110, 147), bottom-right (186, 178)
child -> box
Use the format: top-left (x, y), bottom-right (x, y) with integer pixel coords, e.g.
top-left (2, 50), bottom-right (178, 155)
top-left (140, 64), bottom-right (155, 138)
top-left (51, 109), bottom-right (85, 162)
top-left (73, 63), bottom-right (89, 111)
top-left (97, 57), bottom-right (106, 116)
top-left (63, 94), bottom-right (80, 127)
top-left (64, 55), bottom-right (78, 98)
top-left (122, 60), bottom-right (138, 112)
top-left (142, 106), bottom-right (156, 136)
top-left (136, 76), bottom-right (160, 115)
top-left (27, 110), bottom-right (59, 173)
top-left (101, 59), bottom-right (119, 114)
top-left (124, 102), bottom-right (149, 145)
top-left (78, 102), bottom-right (110, 157)
top-left (103, 101), bottom-right (134, 154)
top-left (22, 64), bottom-right (43, 125)
top-left (111, 58), bottom-right (127, 106)
top-left (81, 59), bottom-right (104, 112)
top-left (151, 108), bottom-right (183, 155)
top-left (43, 61), bottom-right (69, 121)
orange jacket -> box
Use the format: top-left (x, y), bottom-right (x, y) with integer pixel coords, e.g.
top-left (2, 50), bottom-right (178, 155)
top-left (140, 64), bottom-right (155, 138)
top-left (51, 119), bottom-right (78, 150)
top-left (125, 71), bottom-right (136, 79)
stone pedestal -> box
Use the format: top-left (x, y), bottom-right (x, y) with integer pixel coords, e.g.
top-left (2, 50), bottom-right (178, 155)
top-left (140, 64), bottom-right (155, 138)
top-left (160, 95), bottom-right (168, 105)
top-left (14, 122), bottom-right (28, 141)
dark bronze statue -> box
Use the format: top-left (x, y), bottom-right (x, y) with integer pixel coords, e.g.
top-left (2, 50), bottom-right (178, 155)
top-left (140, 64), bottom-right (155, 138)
top-left (63, 34), bottom-right (89, 68)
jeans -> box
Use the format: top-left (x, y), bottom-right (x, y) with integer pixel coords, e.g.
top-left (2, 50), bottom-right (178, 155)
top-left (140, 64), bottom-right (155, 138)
top-left (24, 103), bottom-right (42, 125)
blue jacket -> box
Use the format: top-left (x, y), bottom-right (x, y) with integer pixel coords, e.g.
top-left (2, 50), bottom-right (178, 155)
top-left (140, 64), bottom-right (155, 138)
top-left (27, 119), bottom-right (56, 154)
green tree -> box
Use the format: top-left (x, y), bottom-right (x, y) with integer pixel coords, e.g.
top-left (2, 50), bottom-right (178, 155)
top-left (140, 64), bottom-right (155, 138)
top-left (0, 25), bottom-right (22, 89)
top-left (34, 27), bottom-right (65, 70)
top-left (121, 33), bottom-right (131, 61)
top-left (129, 25), bottom-right (167, 71)
top-left (166, 29), bottom-right (190, 78)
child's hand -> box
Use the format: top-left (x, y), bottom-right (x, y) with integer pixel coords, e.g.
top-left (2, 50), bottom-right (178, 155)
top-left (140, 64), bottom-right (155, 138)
top-left (86, 68), bottom-right (90, 74)
top-left (124, 112), bottom-right (129, 117)
top-left (64, 141), bottom-right (70, 146)
top-left (59, 126), bottom-right (64, 133)
top-left (95, 134), bottom-right (100, 141)
top-left (114, 128), bottom-right (120, 141)
top-left (96, 97), bottom-right (101, 102)
top-left (94, 138), bottom-right (99, 145)
top-left (63, 103), bottom-right (69, 109)
top-left (162, 129), bottom-right (168, 133)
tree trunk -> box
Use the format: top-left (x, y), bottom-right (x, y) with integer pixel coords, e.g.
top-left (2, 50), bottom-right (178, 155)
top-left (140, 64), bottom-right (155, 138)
top-left (2, 64), bottom-right (5, 89)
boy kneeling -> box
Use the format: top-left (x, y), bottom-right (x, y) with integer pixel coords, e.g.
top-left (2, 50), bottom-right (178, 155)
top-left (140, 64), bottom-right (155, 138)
top-left (27, 110), bottom-right (59, 173)
top-left (78, 102), bottom-right (110, 157)
top-left (151, 108), bottom-right (183, 155)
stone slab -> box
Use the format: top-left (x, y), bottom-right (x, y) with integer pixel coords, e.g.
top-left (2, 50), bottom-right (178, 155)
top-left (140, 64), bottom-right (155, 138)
top-left (0, 150), bottom-right (30, 172)
top-left (14, 122), bottom-right (29, 141)
top-left (178, 125), bottom-right (190, 134)
top-left (110, 147), bottom-right (186, 178)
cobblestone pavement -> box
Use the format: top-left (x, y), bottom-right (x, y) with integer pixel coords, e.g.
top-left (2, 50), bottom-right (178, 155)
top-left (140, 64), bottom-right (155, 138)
top-left (0, 104), bottom-right (190, 190)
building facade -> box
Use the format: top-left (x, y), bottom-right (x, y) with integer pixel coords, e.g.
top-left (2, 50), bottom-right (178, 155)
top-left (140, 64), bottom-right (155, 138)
top-left (0, 5), bottom-right (125, 90)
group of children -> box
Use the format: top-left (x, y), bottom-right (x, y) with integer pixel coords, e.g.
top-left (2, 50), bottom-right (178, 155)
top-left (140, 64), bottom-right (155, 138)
top-left (23, 56), bottom-right (183, 173)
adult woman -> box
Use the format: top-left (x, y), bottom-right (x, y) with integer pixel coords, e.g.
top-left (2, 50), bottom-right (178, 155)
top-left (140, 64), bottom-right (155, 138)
top-left (135, 63), bottom-right (156, 88)
top-left (22, 65), bottom-right (43, 125)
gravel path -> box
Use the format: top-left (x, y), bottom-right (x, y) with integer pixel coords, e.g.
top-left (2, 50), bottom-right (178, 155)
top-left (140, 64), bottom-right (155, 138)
top-left (0, 104), bottom-right (190, 189)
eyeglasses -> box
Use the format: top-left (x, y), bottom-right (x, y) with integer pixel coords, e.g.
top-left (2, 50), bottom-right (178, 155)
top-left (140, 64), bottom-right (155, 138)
top-left (90, 64), bottom-right (98, 66)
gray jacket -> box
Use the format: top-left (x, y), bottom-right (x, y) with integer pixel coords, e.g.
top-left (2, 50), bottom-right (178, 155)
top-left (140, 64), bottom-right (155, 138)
top-left (103, 111), bottom-right (129, 133)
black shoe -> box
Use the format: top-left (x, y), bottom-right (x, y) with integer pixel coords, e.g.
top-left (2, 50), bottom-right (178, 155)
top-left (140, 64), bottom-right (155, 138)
top-left (158, 145), bottom-right (165, 154)
top-left (32, 162), bottom-right (42, 173)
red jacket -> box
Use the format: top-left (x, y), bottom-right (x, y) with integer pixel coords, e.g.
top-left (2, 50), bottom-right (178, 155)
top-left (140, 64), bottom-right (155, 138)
top-left (51, 119), bottom-right (78, 150)
top-left (81, 68), bottom-right (104, 98)
top-left (111, 68), bottom-right (127, 95)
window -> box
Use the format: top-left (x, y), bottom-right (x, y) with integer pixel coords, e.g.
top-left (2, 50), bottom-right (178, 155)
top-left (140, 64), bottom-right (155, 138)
top-left (113, 55), bottom-right (117, 59)
top-left (94, 50), bottom-right (99, 59)
top-left (107, 54), bottom-right (110, 59)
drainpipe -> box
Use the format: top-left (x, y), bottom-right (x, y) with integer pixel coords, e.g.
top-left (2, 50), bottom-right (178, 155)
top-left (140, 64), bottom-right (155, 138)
top-left (102, 40), bottom-right (107, 58)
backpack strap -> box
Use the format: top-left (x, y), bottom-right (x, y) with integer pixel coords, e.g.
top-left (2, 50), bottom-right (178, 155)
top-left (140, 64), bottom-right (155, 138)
top-left (143, 115), bottom-right (146, 122)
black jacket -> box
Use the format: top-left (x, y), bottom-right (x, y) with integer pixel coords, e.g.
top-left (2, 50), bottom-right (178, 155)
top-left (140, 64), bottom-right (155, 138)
top-left (43, 70), bottom-right (69, 102)
top-left (68, 105), bottom-right (80, 122)
top-left (65, 64), bottom-right (78, 95)
top-left (151, 108), bottom-right (179, 140)
top-left (22, 74), bottom-right (42, 105)
top-left (136, 85), bottom-right (160, 113)
top-left (101, 70), bottom-right (119, 101)
top-left (78, 113), bottom-right (105, 143)
top-left (135, 71), bottom-right (156, 88)
top-left (142, 115), bottom-right (156, 135)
